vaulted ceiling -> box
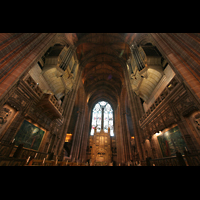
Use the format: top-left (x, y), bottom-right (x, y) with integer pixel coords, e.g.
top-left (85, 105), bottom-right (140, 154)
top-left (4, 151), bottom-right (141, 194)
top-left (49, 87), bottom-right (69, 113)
top-left (75, 33), bottom-right (132, 107)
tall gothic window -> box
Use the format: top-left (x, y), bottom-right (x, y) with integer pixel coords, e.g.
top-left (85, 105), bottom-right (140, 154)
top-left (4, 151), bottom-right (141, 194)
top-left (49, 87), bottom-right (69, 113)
top-left (90, 101), bottom-right (114, 136)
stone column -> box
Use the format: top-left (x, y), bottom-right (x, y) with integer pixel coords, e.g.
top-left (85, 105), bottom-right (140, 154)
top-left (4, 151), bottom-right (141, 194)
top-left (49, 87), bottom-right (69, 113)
top-left (56, 66), bottom-right (83, 156)
top-left (70, 108), bottom-right (86, 161)
top-left (48, 134), bottom-right (56, 154)
top-left (121, 60), bottom-right (144, 160)
top-left (125, 113), bottom-right (133, 161)
top-left (115, 104), bottom-right (124, 164)
top-left (101, 107), bottom-right (104, 130)
top-left (68, 81), bottom-right (87, 161)
top-left (78, 103), bottom-right (90, 162)
top-left (121, 112), bottom-right (132, 163)
top-left (116, 86), bottom-right (133, 164)
top-left (120, 112), bottom-right (128, 163)
top-left (70, 110), bottom-right (81, 160)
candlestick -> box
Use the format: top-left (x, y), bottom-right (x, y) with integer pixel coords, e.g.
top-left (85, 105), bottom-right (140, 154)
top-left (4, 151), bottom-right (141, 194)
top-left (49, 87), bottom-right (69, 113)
top-left (185, 146), bottom-right (188, 151)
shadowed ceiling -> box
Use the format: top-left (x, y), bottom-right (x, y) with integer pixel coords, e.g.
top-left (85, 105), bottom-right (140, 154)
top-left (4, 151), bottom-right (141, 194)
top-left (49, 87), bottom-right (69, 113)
top-left (75, 33), bottom-right (133, 107)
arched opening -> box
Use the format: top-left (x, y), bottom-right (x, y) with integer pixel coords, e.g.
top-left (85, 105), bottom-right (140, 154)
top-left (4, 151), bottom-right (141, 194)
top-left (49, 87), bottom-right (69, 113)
top-left (90, 101), bottom-right (114, 136)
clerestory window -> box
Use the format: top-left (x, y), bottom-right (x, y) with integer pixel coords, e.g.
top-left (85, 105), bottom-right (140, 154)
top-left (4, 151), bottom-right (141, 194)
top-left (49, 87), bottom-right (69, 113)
top-left (90, 101), bottom-right (114, 136)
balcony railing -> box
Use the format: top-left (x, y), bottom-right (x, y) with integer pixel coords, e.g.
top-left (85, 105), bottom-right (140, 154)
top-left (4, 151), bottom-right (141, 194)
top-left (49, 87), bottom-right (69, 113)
top-left (0, 141), bottom-right (48, 160)
top-left (140, 151), bottom-right (200, 166)
top-left (139, 77), bottom-right (179, 125)
top-left (49, 95), bottom-right (63, 114)
top-left (37, 93), bottom-right (63, 119)
top-left (24, 75), bottom-right (43, 97)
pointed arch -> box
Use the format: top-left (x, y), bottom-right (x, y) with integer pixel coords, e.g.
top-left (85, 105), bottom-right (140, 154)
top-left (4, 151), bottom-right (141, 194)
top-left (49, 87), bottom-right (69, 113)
top-left (90, 101), bottom-right (114, 136)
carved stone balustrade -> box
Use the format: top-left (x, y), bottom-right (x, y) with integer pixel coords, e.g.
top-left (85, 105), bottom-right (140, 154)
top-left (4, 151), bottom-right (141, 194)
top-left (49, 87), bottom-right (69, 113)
top-left (139, 75), bottom-right (199, 144)
top-left (24, 75), bottom-right (43, 98)
top-left (37, 93), bottom-right (63, 119)
top-left (139, 76), bottom-right (179, 127)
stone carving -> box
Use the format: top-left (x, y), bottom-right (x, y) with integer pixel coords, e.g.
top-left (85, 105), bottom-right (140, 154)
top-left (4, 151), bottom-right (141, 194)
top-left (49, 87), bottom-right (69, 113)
top-left (0, 107), bottom-right (12, 129)
top-left (176, 104), bottom-right (182, 112)
top-left (10, 93), bottom-right (21, 105)
top-left (11, 93), bottom-right (19, 99)
top-left (193, 112), bottom-right (200, 132)
top-left (176, 96), bottom-right (195, 116)
top-left (21, 100), bottom-right (26, 107)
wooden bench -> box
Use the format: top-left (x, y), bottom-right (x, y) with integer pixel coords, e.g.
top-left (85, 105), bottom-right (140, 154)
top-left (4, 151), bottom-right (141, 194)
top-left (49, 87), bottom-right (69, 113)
top-left (66, 162), bottom-right (86, 166)
top-left (0, 156), bottom-right (27, 166)
top-left (27, 158), bottom-right (56, 166)
top-left (43, 160), bottom-right (56, 166)
top-left (57, 161), bottom-right (67, 166)
top-left (26, 159), bottom-right (86, 166)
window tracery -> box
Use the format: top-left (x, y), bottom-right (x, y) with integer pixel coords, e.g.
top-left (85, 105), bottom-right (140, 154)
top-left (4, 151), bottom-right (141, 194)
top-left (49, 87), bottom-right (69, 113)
top-left (90, 101), bottom-right (114, 136)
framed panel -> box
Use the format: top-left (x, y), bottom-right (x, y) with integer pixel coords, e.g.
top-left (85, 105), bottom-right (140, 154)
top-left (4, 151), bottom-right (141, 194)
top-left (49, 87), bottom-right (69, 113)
top-left (14, 120), bottom-right (46, 151)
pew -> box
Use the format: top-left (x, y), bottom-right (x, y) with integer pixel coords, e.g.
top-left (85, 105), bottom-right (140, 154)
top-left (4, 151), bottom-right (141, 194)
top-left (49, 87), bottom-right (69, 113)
top-left (26, 158), bottom-right (86, 166)
top-left (0, 156), bottom-right (27, 166)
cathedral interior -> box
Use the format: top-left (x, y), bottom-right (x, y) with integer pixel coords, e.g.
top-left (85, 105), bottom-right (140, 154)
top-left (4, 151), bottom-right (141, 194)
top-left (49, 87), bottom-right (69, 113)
top-left (0, 33), bottom-right (200, 166)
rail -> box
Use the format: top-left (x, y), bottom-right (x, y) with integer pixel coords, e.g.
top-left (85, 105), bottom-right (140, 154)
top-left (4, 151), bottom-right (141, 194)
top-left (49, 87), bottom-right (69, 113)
top-left (0, 156), bottom-right (28, 166)
top-left (184, 152), bottom-right (200, 166)
top-left (24, 75), bottom-right (43, 97)
top-left (49, 94), bottom-right (63, 114)
top-left (27, 158), bottom-right (86, 166)
top-left (141, 156), bottom-right (180, 166)
top-left (139, 77), bottom-right (179, 125)
top-left (0, 141), bottom-right (48, 160)
top-left (150, 156), bottom-right (180, 166)
top-left (140, 151), bottom-right (200, 166)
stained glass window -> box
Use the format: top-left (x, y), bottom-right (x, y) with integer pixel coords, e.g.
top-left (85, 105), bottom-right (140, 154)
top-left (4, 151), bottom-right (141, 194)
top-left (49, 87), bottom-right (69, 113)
top-left (90, 101), bottom-right (114, 136)
top-left (91, 103), bottom-right (102, 135)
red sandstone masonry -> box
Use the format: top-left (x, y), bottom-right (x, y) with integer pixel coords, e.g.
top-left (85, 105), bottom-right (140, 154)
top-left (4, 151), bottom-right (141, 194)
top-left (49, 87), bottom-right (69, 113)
top-left (151, 33), bottom-right (200, 102)
top-left (0, 33), bottom-right (56, 98)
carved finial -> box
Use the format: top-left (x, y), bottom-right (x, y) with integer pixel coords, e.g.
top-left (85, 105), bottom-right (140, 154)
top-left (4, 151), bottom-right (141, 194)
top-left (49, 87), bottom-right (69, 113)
top-left (94, 126), bottom-right (97, 134)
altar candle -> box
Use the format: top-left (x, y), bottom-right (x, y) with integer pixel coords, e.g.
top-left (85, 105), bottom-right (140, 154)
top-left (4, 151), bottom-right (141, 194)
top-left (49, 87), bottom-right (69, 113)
top-left (185, 147), bottom-right (188, 151)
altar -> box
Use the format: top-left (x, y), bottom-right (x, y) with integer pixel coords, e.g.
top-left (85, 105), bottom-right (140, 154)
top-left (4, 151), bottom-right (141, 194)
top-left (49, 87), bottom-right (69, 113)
top-left (90, 127), bottom-right (112, 166)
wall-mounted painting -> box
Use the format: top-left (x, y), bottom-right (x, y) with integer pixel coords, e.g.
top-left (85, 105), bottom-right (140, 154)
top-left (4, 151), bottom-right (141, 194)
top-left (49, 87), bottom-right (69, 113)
top-left (14, 120), bottom-right (45, 151)
top-left (157, 126), bottom-right (188, 157)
